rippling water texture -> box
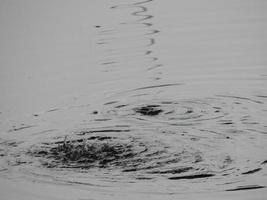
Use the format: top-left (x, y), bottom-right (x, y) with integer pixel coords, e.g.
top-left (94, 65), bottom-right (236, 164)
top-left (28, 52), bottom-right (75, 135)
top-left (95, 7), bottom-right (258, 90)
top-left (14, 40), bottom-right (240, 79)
top-left (1, 0), bottom-right (267, 199)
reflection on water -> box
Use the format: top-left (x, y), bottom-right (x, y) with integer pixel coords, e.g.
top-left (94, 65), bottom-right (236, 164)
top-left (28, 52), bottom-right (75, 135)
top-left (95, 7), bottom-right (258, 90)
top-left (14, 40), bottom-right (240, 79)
top-left (1, 0), bottom-right (267, 199)
top-left (96, 0), bottom-right (163, 80)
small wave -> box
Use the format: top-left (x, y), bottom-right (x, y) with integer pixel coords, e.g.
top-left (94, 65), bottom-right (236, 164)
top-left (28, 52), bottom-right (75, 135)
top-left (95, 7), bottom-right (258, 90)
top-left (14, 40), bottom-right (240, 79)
top-left (226, 185), bottom-right (266, 191)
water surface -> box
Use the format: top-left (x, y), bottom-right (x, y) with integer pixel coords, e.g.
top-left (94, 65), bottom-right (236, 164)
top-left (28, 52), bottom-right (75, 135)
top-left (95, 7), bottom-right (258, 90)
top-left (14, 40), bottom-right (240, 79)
top-left (0, 0), bottom-right (267, 199)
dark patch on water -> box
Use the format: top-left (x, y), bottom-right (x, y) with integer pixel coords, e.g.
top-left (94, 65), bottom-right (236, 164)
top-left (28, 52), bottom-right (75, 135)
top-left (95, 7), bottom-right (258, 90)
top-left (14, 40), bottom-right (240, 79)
top-left (161, 101), bottom-right (173, 104)
top-left (30, 134), bottom-right (170, 172)
top-left (104, 101), bottom-right (118, 105)
top-left (261, 160), bottom-right (267, 165)
top-left (0, 140), bottom-right (20, 147)
top-left (123, 168), bottom-right (140, 172)
top-left (146, 64), bottom-right (163, 71)
top-left (135, 177), bottom-right (154, 180)
top-left (164, 110), bottom-right (175, 114)
top-left (145, 50), bottom-right (152, 55)
top-left (46, 108), bottom-right (60, 112)
top-left (256, 95), bottom-right (267, 98)
top-left (146, 29), bottom-right (160, 35)
top-left (222, 156), bottom-right (233, 167)
top-left (149, 167), bottom-right (193, 174)
top-left (92, 111), bottom-right (98, 114)
top-left (242, 168), bottom-right (262, 175)
top-left (134, 83), bottom-right (183, 91)
top-left (53, 136), bottom-right (115, 145)
top-left (94, 118), bottom-right (111, 122)
top-left (8, 125), bottom-right (34, 132)
top-left (31, 138), bottom-right (137, 169)
top-left (102, 61), bottom-right (116, 65)
top-left (115, 104), bottom-right (129, 108)
top-left (78, 129), bottom-right (131, 135)
top-left (226, 185), bottom-right (266, 191)
top-left (0, 148), bottom-right (6, 157)
top-left (134, 105), bottom-right (163, 116)
top-left (221, 121), bottom-right (234, 125)
top-left (168, 173), bottom-right (215, 180)
top-left (88, 136), bottom-right (115, 141)
top-left (122, 165), bottom-right (158, 173)
top-left (194, 154), bottom-right (203, 163)
top-left (185, 109), bottom-right (193, 114)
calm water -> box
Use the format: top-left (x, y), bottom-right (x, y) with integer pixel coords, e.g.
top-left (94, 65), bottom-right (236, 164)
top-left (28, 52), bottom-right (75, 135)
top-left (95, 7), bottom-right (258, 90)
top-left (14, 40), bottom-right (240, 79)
top-left (0, 0), bottom-right (267, 199)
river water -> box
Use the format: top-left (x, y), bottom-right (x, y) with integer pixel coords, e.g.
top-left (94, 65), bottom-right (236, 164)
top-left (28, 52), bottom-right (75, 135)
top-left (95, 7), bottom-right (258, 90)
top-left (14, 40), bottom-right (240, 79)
top-left (0, 0), bottom-right (267, 199)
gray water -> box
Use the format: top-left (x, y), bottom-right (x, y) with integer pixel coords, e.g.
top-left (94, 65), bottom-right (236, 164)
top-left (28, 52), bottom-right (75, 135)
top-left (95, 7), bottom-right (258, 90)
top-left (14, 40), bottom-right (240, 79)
top-left (0, 0), bottom-right (267, 199)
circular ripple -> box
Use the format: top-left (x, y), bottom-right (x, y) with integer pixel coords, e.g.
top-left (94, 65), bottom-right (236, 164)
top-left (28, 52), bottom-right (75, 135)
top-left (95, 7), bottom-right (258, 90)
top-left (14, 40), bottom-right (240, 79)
top-left (2, 93), bottom-right (267, 193)
top-left (103, 98), bottom-right (227, 126)
top-left (96, 94), bottom-right (267, 180)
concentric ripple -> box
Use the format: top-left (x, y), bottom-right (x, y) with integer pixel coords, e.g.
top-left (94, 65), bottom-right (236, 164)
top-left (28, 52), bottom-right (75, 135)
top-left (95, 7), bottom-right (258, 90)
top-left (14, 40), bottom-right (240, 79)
top-left (1, 89), bottom-right (267, 194)
top-left (103, 97), bottom-right (228, 126)
top-left (1, 0), bottom-right (267, 194)
top-left (98, 92), bottom-right (267, 181)
top-left (1, 88), bottom-right (263, 191)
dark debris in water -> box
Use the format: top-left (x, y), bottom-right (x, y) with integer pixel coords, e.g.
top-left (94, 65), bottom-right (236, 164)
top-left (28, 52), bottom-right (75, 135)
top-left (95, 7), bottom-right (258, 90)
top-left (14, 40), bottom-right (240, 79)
top-left (134, 105), bottom-right (163, 116)
top-left (31, 137), bottom-right (136, 169)
top-left (92, 111), bottom-right (98, 114)
top-left (30, 134), bottom-right (184, 174)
